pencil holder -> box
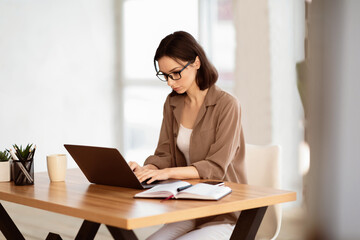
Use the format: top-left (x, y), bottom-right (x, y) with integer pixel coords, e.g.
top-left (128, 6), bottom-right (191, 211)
top-left (13, 159), bottom-right (34, 185)
top-left (10, 160), bottom-right (14, 181)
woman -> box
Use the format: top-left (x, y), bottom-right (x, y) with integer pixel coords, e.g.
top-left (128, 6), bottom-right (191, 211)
top-left (129, 31), bottom-right (246, 240)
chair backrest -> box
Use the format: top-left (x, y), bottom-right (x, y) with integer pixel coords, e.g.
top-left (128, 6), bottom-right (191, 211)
top-left (245, 144), bottom-right (282, 240)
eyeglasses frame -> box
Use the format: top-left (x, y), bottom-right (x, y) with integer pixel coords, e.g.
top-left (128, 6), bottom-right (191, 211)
top-left (155, 61), bottom-right (192, 82)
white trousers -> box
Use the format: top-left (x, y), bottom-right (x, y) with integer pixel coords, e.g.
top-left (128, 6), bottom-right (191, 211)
top-left (146, 219), bottom-right (234, 240)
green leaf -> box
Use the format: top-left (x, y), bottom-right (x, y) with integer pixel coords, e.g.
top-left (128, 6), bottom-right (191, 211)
top-left (0, 150), bottom-right (10, 162)
top-left (12, 144), bottom-right (33, 161)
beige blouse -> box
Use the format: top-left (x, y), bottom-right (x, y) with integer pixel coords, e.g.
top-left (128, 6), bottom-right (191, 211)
top-left (144, 85), bottom-right (247, 227)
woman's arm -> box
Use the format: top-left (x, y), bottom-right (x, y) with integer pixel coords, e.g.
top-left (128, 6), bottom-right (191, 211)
top-left (128, 161), bottom-right (158, 172)
top-left (143, 96), bottom-right (174, 169)
top-left (134, 166), bottom-right (200, 184)
top-left (191, 95), bottom-right (243, 180)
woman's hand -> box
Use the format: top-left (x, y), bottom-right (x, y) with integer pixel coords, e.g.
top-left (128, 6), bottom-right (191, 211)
top-left (128, 162), bottom-right (162, 183)
top-left (128, 162), bottom-right (200, 184)
top-left (135, 168), bottom-right (171, 184)
top-left (128, 161), bottom-right (142, 172)
top-left (128, 162), bottom-right (158, 172)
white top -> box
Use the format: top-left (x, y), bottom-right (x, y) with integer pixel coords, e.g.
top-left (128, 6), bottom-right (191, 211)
top-left (176, 124), bottom-right (193, 166)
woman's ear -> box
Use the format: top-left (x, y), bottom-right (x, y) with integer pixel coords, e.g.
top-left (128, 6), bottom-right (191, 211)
top-left (194, 56), bottom-right (201, 70)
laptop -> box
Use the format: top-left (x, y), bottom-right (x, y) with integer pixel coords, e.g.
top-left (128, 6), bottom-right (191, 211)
top-left (64, 144), bottom-right (159, 189)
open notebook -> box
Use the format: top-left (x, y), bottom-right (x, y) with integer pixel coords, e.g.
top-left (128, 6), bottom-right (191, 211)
top-left (134, 181), bottom-right (232, 200)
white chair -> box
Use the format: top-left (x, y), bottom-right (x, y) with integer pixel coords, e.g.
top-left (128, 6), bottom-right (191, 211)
top-left (245, 144), bottom-right (282, 240)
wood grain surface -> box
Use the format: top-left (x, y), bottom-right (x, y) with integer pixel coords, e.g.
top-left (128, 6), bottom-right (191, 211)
top-left (0, 169), bottom-right (296, 229)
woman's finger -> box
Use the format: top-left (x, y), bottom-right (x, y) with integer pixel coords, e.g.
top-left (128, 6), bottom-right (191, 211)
top-left (136, 169), bottom-right (151, 182)
top-left (128, 161), bottom-right (140, 172)
top-left (139, 169), bottom-right (169, 184)
top-left (138, 170), bottom-right (158, 183)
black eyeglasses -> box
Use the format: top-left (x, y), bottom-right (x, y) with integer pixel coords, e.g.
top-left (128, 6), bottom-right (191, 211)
top-left (155, 61), bottom-right (192, 82)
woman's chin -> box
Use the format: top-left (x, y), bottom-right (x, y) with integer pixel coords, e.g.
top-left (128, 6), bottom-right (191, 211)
top-left (173, 88), bottom-right (185, 94)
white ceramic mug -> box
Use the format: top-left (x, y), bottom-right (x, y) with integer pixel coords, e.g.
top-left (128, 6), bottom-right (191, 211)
top-left (47, 154), bottom-right (67, 182)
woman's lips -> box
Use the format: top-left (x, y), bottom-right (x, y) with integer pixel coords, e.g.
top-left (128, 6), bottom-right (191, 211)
top-left (173, 87), bottom-right (181, 91)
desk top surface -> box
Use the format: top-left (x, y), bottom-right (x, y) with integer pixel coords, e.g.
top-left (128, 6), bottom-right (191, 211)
top-left (0, 168), bottom-right (296, 229)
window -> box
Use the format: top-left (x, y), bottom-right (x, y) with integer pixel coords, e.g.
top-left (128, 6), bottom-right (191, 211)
top-left (200, 0), bottom-right (235, 89)
top-left (122, 0), bottom-right (235, 164)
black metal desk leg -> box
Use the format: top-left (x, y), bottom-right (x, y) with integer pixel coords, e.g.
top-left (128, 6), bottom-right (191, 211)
top-left (106, 225), bottom-right (138, 240)
top-left (230, 206), bottom-right (268, 240)
top-left (0, 203), bottom-right (25, 240)
top-left (46, 232), bottom-right (63, 240)
top-left (75, 220), bottom-right (101, 240)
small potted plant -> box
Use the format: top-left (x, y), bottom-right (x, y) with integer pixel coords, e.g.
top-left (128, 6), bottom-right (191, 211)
top-left (0, 150), bottom-right (11, 182)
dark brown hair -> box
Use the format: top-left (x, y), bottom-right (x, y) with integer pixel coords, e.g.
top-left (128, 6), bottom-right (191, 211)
top-left (154, 31), bottom-right (218, 91)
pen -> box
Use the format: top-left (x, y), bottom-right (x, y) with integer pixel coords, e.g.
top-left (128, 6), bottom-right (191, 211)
top-left (32, 145), bottom-right (36, 157)
top-left (9, 149), bottom-right (19, 160)
top-left (177, 184), bottom-right (193, 192)
top-left (15, 161), bottom-right (34, 183)
top-left (27, 145), bottom-right (36, 160)
top-left (27, 149), bottom-right (32, 160)
top-left (11, 149), bottom-right (33, 183)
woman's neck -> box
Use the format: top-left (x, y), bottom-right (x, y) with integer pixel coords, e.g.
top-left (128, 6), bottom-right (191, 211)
top-left (185, 86), bottom-right (208, 107)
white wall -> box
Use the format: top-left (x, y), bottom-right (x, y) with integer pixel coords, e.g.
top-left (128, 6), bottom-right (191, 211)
top-left (268, 0), bottom-right (304, 200)
top-left (233, 0), bottom-right (272, 145)
top-left (0, 0), bottom-right (116, 172)
top-left (233, 0), bottom-right (304, 204)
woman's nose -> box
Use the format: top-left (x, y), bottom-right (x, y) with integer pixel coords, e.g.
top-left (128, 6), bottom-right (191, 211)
top-left (167, 78), bottom-right (175, 87)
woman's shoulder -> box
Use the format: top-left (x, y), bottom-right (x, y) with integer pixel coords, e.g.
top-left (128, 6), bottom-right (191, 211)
top-left (210, 85), bottom-right (240, 108)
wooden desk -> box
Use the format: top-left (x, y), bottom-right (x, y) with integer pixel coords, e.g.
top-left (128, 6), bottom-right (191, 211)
top-left (0, 169), bottom-right (296, 240)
